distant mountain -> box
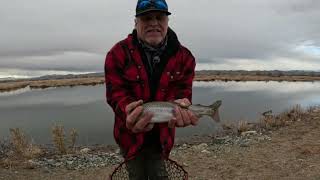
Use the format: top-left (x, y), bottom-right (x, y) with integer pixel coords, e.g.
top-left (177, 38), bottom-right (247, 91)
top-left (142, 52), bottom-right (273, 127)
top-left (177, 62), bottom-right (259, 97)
top-left (1, 70), bottom-right (320, 83)
top-left (0, 77), bottom-right (15, 81)
top-left (31, 72), bottom-right (104, 81)
top-left (0, 72), bottom-right (104, 83)
top-left (195, 70), bottom-right (320, 77)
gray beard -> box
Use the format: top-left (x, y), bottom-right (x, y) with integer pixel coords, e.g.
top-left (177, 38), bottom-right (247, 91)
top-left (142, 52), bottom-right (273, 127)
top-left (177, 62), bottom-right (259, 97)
top-left (139, 36), bottom-right (168, 50)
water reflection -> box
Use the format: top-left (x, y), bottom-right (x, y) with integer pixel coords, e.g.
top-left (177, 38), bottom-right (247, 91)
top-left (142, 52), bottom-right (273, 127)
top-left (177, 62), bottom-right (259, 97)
top-left (194, 81), bottom-right (320, 93)
top-left (0, 81), bottom-right (319, 145)
top-left (177, 81), bottom-right (320, 138)
top-left (0, 86), bottom-right (31, 97)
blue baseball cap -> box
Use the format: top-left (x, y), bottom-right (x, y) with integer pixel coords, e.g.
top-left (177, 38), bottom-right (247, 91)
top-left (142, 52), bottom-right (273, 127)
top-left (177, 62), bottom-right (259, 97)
top-left (136, 0), bottom-right (171, 17)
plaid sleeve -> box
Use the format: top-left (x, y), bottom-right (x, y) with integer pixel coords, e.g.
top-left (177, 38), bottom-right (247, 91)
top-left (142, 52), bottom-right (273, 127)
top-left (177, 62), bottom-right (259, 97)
top-left (174, 48), bottom-right (196, 102)
top-left (104, 44), bottom-right (135, 117)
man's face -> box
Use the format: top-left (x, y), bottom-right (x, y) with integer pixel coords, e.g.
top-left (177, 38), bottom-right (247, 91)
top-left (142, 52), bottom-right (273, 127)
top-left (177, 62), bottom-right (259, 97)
top-left (135, 11), bottom-right (169, 47)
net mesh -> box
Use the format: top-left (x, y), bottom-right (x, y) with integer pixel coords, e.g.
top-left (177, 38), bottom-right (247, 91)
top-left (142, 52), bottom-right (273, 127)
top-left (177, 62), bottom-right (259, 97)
top-left (110, 158), bottom-right (188, 180)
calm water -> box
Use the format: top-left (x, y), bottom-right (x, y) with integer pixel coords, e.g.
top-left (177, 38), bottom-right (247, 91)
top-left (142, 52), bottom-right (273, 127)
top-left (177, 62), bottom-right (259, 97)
top-left (0, 81), bottom-right (320, 145)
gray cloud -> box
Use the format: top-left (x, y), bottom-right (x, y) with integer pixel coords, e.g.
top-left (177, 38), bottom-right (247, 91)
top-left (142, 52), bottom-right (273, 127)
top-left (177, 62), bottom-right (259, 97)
top-left (0, 51), bottom-right (103, 72)
top-left (277, 0), bottom-right (320, 13)
top-left (0, 0), bottom-right (319, 76)
top-left (171, 1), bottom-right (320, 61)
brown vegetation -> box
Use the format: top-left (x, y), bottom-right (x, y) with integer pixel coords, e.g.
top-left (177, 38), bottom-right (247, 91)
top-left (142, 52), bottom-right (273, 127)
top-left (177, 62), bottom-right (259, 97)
top-left (194, 74), bottom-right (320, 82)
top-left (0, 82), bottom-right (29, 92)
top-left (69, 128), bottom-right (78, 152)
top-left (0, 126), bottom-right (79, 170)
top-left (0, 77), bottom-right (105, 92)
top-left (8, 128), bottom-right (42, 159)
top-left (259, 105), bottom-right (304, 130)
top-left (29, 77), bottom-right (105, 89)
top-left (51, 125), bottom-right (78, 154)
top-left (51, 125), bottom-right (68, 155)
top-left (1, 71), bottom-right (320, 92)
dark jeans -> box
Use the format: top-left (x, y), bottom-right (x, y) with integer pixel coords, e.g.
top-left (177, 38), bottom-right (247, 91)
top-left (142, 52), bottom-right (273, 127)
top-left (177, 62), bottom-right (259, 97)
top-left (124, 146), bottom-right (169, 180)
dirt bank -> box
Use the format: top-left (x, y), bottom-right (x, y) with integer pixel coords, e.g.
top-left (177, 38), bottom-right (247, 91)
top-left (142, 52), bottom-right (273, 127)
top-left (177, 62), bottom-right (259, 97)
top-left (175, 108), bottom-right (320, 179)
top-left (194, 74), bottom-right (320, 82)
top-left (1, 73), bottom-right (320, 92)
top-left (0, 106), bottom-right (319, 179)
top-left (0, 77), bottom-right (105, 92)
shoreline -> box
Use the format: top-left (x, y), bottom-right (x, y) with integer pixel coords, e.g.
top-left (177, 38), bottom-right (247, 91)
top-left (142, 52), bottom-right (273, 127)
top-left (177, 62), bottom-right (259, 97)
top-left (1, 73), bottom-right (320, 93)
top-left (1, 105), bottom-right (320, 179)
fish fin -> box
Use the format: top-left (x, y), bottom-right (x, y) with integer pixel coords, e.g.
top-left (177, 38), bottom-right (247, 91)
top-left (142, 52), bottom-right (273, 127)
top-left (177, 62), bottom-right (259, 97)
top-left (209, 100), bottom-right (222, 122)
top-left (209, 100), bottom-right (222, 109)
top-left (212, 109), bottom-right (220, 122)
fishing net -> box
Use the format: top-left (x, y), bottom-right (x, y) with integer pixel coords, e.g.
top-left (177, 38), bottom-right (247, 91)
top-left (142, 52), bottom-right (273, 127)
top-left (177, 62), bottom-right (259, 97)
top-left (109, 158), bottom-right (188, 180)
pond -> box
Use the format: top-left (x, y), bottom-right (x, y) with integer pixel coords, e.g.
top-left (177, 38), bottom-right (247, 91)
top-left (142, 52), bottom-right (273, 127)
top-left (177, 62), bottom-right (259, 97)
top-left (0, 81), bottom-right (319, 145)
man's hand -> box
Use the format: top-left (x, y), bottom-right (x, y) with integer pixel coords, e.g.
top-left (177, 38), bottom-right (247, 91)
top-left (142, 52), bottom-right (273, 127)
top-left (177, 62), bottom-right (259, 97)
top-left (125, 100), bottom-right (154, 133)
top-left (168, 98), bottom-right (199, 128)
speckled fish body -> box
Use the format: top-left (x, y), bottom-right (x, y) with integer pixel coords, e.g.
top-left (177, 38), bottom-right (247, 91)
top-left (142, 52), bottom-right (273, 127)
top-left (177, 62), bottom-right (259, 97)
top-left (142, 100), bottom-right (222, 123)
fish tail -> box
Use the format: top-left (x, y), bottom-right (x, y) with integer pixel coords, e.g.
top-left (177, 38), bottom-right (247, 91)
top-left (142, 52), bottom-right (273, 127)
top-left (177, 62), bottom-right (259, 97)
top-left (208, 100), bottom-right (222, 122)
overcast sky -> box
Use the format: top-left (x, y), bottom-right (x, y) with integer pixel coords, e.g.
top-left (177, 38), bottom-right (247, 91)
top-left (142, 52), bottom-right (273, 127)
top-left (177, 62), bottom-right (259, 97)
top-left (0, 0), bottom-right (320, 77)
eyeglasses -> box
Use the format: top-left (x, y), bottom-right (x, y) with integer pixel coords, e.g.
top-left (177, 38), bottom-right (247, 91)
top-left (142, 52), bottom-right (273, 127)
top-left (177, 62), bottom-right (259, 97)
top-left (138, 13), bottom-right (168, 22)
top-left (137, 0), bottom-right (168, 11)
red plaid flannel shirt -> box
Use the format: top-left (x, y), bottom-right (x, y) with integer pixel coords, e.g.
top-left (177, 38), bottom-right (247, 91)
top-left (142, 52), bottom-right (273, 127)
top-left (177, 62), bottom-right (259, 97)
top-left (104, 29), bottom-right (195, 160)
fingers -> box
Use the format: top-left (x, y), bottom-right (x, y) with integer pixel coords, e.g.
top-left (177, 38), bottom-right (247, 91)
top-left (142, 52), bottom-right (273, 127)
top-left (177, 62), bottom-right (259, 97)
top-left (174, 106), bottom-right (184, 127)
top-left (132, 112), bottom-right (153, 133)
top-left (125, 100), bottom-right (143, 115)
top-left (168, 117), bottom-right (177, 128)
top-left (174, 98), bottom-right (191, 108)
top-left (188, 111), bottom-right (199, 125)
top-left (125, 100), bottom-right (155, 133)
top-left (126, 106), bottom-right (143, 129)
top-left (181, 109), bottom-right (190, 126)
top-left (173, 98), bottom-right (198, 127)
top-left (174, 106), bottom-right (191, 127)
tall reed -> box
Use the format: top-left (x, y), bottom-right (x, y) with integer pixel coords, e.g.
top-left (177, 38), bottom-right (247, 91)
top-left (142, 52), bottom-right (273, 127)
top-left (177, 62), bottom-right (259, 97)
top-left (9, 128), bottom-right (42, 159)
top-left (52, 125), bottom-right (78, 154)
top-left (52, 125), bottom-right (67, 154)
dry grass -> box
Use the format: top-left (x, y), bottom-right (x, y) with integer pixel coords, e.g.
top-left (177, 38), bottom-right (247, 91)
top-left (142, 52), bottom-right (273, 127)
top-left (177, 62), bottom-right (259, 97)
top-left (0, 77), bottom-right (104, 92)
top-left (29, 77), bottom-right (105, 89)
top-left (221, 120), bottom-right (256, 135)
top-left (0, 82), bottom-right (29, 92)
top-left (9, 128), bottom-right (42, 159)
top-left (9, 128), bottom-right (28, 155)
top-left (306, 106), bottom-right (317, 113)
top-left (52, 125), bottom-right (67, 154)
top-left (237, 120), bottom-right (252, 134)
top-left (260, 115), bottom-right (275, 129)
top-left (220, 122), bottom-right (237, 136)
top-left (69, 128), bottom-right (78, 152)
top-left (260, 105), bottom-right (306, 130)
top-left (0, 125), bottom-right (79, 167)
top-left (52, 125), bottom-right (78, 154)
top-left (195, 74), bottom-right (320, 82)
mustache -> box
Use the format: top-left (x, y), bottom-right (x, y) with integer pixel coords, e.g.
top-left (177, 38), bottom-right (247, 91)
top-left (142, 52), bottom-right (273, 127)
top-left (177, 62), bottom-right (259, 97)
top-left (145, 28), bottom-right (161, 32)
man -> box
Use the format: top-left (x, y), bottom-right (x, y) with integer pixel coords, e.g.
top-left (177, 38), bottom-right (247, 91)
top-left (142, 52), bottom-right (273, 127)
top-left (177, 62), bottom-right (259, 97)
top-left (105, 0), bottom-right (198, 179)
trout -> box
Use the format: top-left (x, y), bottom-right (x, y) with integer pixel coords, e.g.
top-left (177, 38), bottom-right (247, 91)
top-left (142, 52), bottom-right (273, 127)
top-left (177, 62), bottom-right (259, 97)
top-left (142, 100), bottom-right (222, 123)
